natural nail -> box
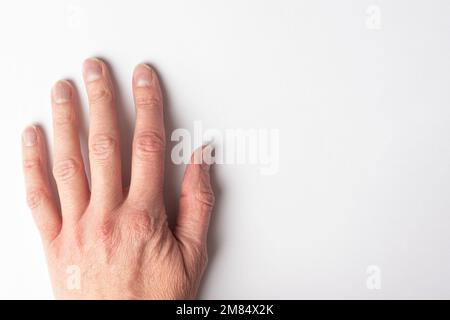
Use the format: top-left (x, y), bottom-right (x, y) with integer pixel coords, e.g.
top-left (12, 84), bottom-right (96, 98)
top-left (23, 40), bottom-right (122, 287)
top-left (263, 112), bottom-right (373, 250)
top-left (22, 126), bottom-right (37, 147)
top-left (83, 59), bottom-right (103, 82)
top-left (134, 65), bottom-right (153, 87)
top-left (52, 81), bottom-right (72, 104)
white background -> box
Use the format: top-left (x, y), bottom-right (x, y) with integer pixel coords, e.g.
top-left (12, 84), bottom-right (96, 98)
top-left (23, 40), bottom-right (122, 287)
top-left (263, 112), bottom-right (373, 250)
top-left (1, 0), bottom-right (450, 299)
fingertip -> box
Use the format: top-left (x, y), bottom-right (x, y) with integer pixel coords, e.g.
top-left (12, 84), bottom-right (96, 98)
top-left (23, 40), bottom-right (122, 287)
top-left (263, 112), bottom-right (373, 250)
top-left (83, 56), bottom-right (104, 66)
top-left (201, 144), bottom-right (215, 171)
top-left (134, 63), bottom-right (153, 72)
top-left (188, 144), bottom-right (215, 170)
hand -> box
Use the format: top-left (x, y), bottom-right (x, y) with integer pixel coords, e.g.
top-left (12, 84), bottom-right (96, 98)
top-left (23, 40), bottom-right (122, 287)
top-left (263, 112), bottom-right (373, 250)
top-left (21, 58), bottom-right (215, 299)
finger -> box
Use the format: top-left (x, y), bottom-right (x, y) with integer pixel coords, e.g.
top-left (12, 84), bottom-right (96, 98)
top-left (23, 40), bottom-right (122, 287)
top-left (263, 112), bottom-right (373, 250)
top-left (82, 58), bottom-right (122, 211)
top-left (22, 126), bottom-right (61, 244)
top-left (127, 64), bottom-right (165, 212)
top-left (175, 145), bottom-right (215, 247)
top-left (51, 80), bottom-right (89, 221)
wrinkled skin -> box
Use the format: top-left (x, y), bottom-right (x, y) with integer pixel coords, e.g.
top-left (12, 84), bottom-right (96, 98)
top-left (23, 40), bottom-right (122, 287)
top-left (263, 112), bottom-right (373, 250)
top-left (21, 59), bottom-right (215, 299)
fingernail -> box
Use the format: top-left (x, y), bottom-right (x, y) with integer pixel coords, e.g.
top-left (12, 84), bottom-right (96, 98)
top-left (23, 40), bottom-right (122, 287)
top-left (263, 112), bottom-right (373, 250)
top-left (83, 59), bottom-right (103, 82)
top-left (134, 65), bottom-right (153, 87)
top-left (201, 144), bottom-right (215, 171)
top-left (52, 80), bottom-right (72, 104)
top-left (22, 126), bottom-right (37, 147)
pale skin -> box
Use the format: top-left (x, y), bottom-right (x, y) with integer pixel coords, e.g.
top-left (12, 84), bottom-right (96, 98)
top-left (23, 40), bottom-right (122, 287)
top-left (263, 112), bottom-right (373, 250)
top-left (21, 58), bottom-right (215, 299)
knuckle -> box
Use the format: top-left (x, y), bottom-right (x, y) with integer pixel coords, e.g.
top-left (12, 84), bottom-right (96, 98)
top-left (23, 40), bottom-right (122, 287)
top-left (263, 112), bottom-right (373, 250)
top-left (26, 188), bottom-right (47, 209)
top-left (196, 189), bottom-right (215, 208)
top-left (88, 85), bottom-right (113, 105)
top-left (53, 107), bottom-right (75, 125)
top-left (122, 212), bottom-right (164, 240)
top-left (94, 219), bottom-right (114, 246)
top-left (135, 94), bottom-right (162, 110)
top-left (52, 158), bottom-right (80, 182)
top-left (90, 134), bottom-right (117, 161)
top-left (134, 131), bottom-right (165, 158)
top-left (23, 158), bottom-right (42, 171)
top-left (127, 214), bottom-right (153, 236)
top-left (119, 203), bottom-right (168, 241)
